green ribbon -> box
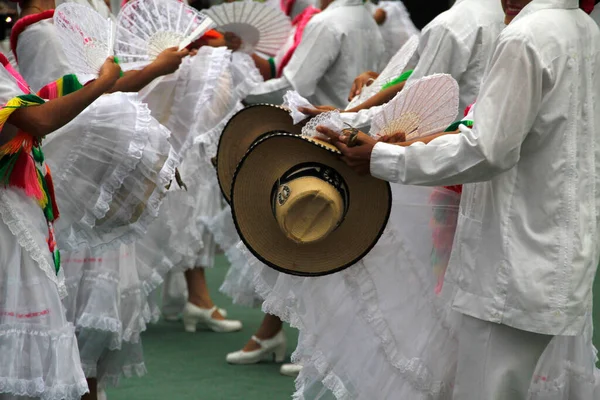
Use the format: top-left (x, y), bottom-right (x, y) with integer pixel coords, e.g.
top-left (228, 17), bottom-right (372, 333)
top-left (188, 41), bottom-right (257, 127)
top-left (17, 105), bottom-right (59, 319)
top-left (381, 69), bottom-right (414, 91)
top-left (268, 57), bottom-right (277, 79)
top-left (445, 119), bottom-right (474, 132)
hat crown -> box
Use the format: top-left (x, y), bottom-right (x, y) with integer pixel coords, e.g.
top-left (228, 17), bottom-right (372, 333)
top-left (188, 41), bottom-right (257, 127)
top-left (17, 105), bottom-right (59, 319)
top-left (272, 163), bottom-right (349, 244)
top-left (275, 176), bottom-right (344, 244)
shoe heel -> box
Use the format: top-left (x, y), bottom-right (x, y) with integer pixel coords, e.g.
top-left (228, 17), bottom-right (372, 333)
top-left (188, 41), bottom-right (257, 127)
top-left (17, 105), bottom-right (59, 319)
top-left (183, 318), bottom-right (197, 333)
top-left (273, 343), bottom-right (287, 363)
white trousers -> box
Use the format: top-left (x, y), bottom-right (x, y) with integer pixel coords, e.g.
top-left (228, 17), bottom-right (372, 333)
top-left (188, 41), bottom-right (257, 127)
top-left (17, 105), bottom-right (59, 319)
top-left (453, 315), bottom-right (553, 400)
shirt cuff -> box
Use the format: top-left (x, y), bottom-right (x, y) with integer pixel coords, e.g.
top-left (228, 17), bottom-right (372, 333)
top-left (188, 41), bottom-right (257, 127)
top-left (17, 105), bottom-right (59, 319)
top-left (370, 142), bottom-right (404, 182)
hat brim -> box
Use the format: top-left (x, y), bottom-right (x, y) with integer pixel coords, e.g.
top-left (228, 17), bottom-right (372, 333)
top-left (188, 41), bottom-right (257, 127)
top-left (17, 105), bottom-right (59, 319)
top-left (216, 104), bottom-right (302, 204)
top-left (231, 132), bottom-right (392, 276)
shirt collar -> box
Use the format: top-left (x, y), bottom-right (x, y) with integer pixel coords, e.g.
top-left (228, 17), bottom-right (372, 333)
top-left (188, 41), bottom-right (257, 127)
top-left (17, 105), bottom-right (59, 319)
top-left (326, 0), bottom-right (364, 11)
top-left (513, 0), bottom-right (579, 23)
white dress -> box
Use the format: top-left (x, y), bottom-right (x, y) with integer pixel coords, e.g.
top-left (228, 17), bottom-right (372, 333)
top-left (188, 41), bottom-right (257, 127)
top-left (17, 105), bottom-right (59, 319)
top-left (0, 62), bottom-right (87, 400)
top-left (13, 14), bottom-right (179, 387)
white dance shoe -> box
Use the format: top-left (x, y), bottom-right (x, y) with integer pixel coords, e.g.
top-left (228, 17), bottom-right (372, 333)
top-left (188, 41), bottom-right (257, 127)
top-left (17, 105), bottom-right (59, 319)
top-left (226, 330), bottom-right (287, 364)
top-left (164, 307), bottom-right (227, 322)
top-left (182, 303), bottom-right (242, 333)
top-left (98, 388), bottom-right (107, 400)
top-left (280, 363), bottom-right (303, 377)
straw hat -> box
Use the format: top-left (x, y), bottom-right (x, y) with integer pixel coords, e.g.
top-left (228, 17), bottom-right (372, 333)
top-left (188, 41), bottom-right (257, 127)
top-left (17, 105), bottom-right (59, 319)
top-left (231, 132), bottom-right (391, 276)
top-left (216, 104), bottom-right (303, 203)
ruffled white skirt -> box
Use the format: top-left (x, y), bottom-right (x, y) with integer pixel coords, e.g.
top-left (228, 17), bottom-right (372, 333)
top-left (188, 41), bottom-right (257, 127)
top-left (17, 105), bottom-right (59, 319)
top-left (61, 242), bottom-right (153, 387)
top-left (0, 188), bottom-right (87, 400)
top-left (44, 92), bottom-right (176, 253)
top-left (140, 47), bottom-right (261, 272)
top-left (249, 184), bottom-right (600, 399)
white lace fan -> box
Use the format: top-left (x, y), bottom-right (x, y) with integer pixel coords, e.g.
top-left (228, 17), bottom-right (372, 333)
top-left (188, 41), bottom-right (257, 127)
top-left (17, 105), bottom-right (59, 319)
top-left (346, 35), bottom-right (419, 110)
top-left (203, 1), bottom-right (291, 56)
top-left (370, 74), bottom-right (459, 141)
top-left (54, 3), bottom-right (114, 83)
top-left (115, 0), bottom-right (215, 70)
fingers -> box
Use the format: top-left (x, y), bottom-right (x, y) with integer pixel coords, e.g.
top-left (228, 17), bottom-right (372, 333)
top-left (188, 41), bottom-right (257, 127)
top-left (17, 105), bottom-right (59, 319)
top-left (348, 82), bottom-right (358, 101)
top-left (316, 125), bottom-right (341, 141)
top-left (298, 107), bottom-right (321, 116)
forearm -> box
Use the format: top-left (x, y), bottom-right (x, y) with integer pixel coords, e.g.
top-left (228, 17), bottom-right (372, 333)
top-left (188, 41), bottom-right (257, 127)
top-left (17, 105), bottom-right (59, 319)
top-left (370, 127), bottom-right (509, 186)
top-left (252, 54), bottom-right (273, 81)
top-left (9, 77), bottom-right (113, 137)
top-left (346, 82), bottom-right (405, 112)
top-left (108, 65), bottom-right (162, 93)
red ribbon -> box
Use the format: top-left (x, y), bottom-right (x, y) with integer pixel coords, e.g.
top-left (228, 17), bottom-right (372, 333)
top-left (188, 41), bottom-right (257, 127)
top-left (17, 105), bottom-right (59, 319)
top-left (580, 0), bottom-right (595, 14)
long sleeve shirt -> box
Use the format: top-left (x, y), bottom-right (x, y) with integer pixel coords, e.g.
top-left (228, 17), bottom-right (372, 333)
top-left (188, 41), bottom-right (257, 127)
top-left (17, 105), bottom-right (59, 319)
top-left (370, 0), bottom-right (600, 336)
top-left (245, 0), bottom-right (384, 109)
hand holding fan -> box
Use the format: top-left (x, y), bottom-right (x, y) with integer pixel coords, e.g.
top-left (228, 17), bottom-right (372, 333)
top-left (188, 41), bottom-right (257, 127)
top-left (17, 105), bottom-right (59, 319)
top-left (115, 0), bottom-right (215, 70)
top-left (370, 74), bottom-right (459, 142)
top-left (346, 34), bottom-right (419, 110)
top-left (203, 1), bottom-right (291, 56)
top-left (54, 3), bottom-right (114, 83)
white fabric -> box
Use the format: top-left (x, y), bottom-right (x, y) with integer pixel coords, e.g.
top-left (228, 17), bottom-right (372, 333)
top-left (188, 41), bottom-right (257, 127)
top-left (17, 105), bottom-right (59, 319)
top-left (15, 19), bottom-right (74, 93)
top-left (44, 93), bottom-right (175, 253)
top-left (406, 0), bottom-right (504, 113)
top-left (370, 0), bottom-right (600, 336)
top-left (0, 187), bottom-right (87, 398)
top-left (61, 243), bottom-right (151, 386)
top-left (367, 1), bottom-right (419, 68)
top-left (453, 315), bottom-right (553, 400)
top-left (245, 0), bottom-right (384, 109)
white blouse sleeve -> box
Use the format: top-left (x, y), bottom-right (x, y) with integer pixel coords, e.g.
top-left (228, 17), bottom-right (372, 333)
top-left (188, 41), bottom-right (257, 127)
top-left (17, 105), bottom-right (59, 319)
top-left (370, 34), bottom-right (544, 185)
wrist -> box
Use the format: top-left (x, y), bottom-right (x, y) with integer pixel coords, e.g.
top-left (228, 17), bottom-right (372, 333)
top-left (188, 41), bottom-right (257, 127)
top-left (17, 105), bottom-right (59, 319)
top-left (94, 75), bottom-right (117, 91)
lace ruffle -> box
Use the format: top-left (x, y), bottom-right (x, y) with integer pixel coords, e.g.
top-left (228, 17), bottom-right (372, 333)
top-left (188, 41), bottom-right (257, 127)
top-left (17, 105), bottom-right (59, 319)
top-left (283, 90), bottom-right (313, 124)
top-left (0, 190), bottom-right (66, 298)
top-left (230, 52), bottom-right (265, 102)
top-left (0, 323), bottom-right (88, 400)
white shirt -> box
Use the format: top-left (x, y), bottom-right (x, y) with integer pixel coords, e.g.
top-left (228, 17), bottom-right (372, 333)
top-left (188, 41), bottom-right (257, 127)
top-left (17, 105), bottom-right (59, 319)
top-left (339, 0), bottom-right (504, 130)
top-left (16, 19), bottom-right (74, 93)
top-left (245, 0), bottom-right (384, 109)
top-left (407, 0), bottom-right (505, 113)
top-left (365, 1), bottom-right (419, 69)
top-left (370, 0), bottom-right (600, 336)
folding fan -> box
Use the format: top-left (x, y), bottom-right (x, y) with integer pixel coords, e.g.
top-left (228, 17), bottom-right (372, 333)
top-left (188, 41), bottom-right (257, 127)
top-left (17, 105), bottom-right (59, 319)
top-left (346, 34), bottom-right (419, 110)
top-left (203, 1), bottom-right (291, 56)
top-left (54, 2), bottom-right (114, 83)
top-left (115, 0), bottom-right (215, 70)
top-left (369, 74), bottom-right (459, 142)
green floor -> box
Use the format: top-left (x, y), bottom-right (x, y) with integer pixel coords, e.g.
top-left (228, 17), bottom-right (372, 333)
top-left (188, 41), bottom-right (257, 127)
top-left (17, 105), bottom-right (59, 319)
top-left (107, 257), bottom-right (600, 400)
top-left (106, 256), bottom-right (298, 400)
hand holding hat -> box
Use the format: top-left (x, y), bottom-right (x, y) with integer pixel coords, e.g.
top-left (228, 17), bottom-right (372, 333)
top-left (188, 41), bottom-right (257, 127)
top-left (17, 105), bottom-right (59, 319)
top-left (317, 125), bottom-right (377, 176)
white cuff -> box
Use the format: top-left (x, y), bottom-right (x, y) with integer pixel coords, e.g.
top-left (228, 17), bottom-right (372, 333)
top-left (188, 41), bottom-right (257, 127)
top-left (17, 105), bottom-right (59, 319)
top-left (370, 142), bottom-right (404, 182)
